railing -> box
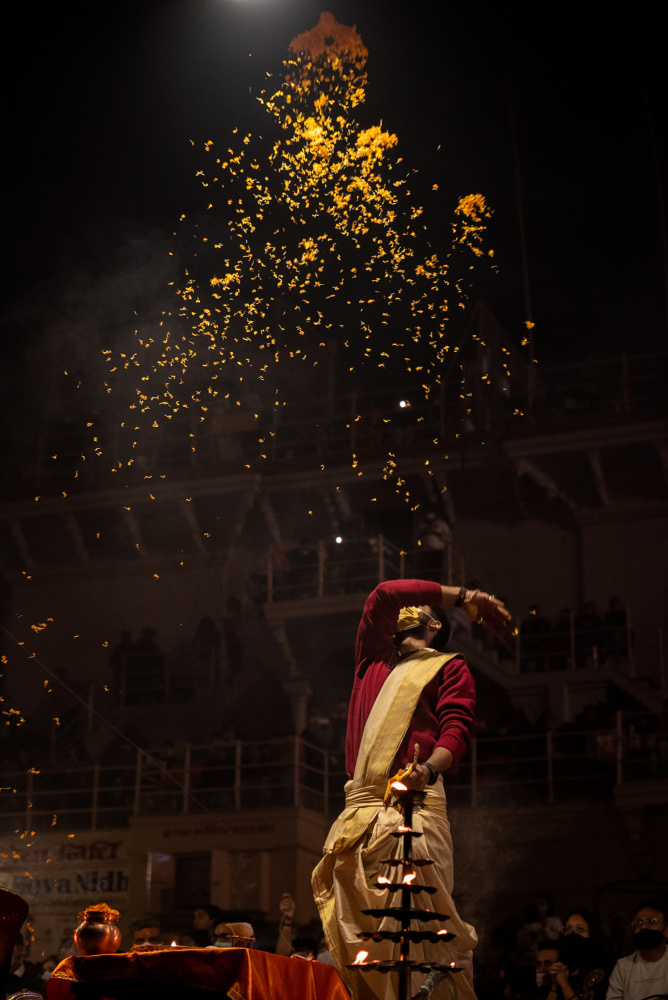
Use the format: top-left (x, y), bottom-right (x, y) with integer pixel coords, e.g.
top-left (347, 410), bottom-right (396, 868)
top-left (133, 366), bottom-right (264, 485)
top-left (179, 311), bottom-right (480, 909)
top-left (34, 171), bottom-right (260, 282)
top-left (511, 614), bottom-right (638, 675)
top-left (0, 737), bottom-right (330, 833)
top-left (266, 536), bottom-right (465, 603)
top-left (3, 351), bottom-right (666, 495)
top-left (499, 611), bottom-right (664, 689)
top-left (262, 541), bottom-right (665, 690)
top-left (2, 714), bottom-right (666, 833)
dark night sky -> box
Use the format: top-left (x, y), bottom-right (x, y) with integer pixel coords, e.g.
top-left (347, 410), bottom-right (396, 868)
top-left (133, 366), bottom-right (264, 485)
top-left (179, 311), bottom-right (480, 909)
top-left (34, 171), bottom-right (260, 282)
top-left (6, 0), bottom-right (667, 376)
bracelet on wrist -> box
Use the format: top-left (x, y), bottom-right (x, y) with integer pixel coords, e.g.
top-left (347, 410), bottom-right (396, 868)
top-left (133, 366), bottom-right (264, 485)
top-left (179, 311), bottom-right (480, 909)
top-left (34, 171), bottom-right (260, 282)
top-left (423, 762), bottom-right (439, 785)
top-left (454, 586), bottom-right (467, 608)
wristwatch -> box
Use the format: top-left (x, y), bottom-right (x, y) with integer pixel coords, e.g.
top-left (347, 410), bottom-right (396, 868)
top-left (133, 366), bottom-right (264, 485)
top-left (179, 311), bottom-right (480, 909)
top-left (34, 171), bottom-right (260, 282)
top-left (423, 762), bottom-right (439, 785)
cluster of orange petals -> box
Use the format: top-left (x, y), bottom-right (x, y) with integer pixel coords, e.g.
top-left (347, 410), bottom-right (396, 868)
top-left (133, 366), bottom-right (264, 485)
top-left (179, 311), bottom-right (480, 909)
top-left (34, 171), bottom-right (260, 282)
top-left (77, 903), bottom-right (121, 922)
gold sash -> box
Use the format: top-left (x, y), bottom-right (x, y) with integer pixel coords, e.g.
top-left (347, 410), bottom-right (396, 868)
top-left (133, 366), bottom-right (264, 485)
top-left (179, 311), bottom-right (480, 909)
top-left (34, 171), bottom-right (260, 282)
top-left (323, 649), bottom-right (457, 856)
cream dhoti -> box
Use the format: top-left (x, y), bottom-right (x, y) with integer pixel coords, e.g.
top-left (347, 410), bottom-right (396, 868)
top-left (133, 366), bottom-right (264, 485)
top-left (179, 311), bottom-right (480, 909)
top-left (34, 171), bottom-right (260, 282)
top-left (312, 649), bottom-right (478, 1000)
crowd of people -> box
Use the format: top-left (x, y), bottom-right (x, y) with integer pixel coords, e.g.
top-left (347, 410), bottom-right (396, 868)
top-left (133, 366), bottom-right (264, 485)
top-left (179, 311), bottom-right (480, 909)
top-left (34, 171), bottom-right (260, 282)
top-left (11, 892), bottom-right (667, 1000)
top-left (479, 893), bottom-right (668, 1000)
top-left (517, 600), bottom-right (630, 672)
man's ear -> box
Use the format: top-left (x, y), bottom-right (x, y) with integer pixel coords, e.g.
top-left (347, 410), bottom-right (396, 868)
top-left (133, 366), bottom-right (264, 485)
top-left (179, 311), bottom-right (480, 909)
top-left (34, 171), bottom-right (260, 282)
top-left (429, 620), bottom-right (442, 631)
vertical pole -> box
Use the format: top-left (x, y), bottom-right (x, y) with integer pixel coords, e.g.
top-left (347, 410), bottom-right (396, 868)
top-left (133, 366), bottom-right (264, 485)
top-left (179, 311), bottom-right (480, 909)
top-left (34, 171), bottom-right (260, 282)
top-left (378, 534), bottom-right (385, 583)
top-left (471, 738), bottom-right (478, 809)
top-left (134, 749), bottom-right (143, 817)
top-left (91, 762), bottom-right (100, 831)
top-left (317, 540), bottom-right (325, 598)
top-left (546, 731), bottom-right (554, 804)
top-left (293, 736), bottom-right (301, 808)
top-left (399, 797), bottom-right (414, 1000)
top-left (569, 610), bottom-right (576, 671)
top-left (183, 745), bottom-right (191, 814)
top-left (615, 711), bottom-right (623, 786)
top-left (234, 741), bottom-right (242, 811)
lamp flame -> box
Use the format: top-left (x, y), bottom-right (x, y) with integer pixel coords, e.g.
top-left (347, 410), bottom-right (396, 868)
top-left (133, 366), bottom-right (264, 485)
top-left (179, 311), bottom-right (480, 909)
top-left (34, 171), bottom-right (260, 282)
top-left (402, 872), bottom-right (416, 884)
top-left (171, 941), bottom-right (177, 947)
top-left (391, 781), bottom-right (407, 791)
top-left (354, 950), bottom-right (369, 965)
top-left (377, 875), bottom-right (391, 884)
top-left (437, 930), bottom-right (448, 935)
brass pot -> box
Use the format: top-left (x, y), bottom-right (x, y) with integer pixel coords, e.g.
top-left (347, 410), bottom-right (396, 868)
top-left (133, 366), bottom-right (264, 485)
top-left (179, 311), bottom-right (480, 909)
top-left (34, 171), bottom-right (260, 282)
top-left (74, 909), bottom-right (122, 955)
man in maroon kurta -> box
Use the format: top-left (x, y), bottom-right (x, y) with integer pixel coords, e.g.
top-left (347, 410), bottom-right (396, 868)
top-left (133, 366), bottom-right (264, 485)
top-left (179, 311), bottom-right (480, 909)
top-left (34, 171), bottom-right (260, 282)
top-left (347, 579), bottom-right (507, 790)
top-left (347, 579), bottom-right (478, 783)
top-left (313, 579), bottom-right (510, 1000)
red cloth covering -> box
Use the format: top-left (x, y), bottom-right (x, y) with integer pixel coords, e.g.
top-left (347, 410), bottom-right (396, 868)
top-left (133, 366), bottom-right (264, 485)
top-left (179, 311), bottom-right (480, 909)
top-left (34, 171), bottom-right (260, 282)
top-left (45, 948), bottom-right (349, 1000)
top-left (345, 580), bottom-right (477, 777)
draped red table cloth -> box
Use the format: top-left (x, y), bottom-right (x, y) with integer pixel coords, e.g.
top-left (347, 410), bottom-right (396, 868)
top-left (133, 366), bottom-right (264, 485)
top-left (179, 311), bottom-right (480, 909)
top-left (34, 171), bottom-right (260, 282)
top-left (44, 948), bottom-right (350, 1000)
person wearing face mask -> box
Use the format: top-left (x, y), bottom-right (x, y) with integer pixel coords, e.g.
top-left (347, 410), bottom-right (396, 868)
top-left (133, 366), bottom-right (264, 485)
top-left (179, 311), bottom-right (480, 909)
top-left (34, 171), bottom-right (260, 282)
top-left (536, 942), bottom-right (561, 997)
top-left (548, 910), bottom-right (607, 1000)
top-left (606, 901), bottom-right (668, 1000)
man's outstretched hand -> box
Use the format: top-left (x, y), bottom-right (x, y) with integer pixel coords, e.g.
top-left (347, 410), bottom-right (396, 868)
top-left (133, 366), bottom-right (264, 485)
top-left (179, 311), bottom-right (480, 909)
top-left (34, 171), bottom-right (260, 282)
top-left (466, 591), bottom-right (510, 626)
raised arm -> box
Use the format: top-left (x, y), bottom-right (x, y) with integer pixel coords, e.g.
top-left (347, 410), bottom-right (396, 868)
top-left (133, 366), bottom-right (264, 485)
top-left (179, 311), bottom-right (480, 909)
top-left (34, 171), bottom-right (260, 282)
top-left (355, 579), bottom-right (442, 670)
top-left (355, 580), bottom-right (510, 675)
top-left (439, 586), bottom-right (510, 628)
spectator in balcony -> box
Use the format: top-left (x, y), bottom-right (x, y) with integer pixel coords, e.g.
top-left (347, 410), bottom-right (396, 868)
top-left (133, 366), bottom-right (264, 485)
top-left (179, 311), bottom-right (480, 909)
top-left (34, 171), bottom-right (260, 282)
top-left (575, 603), bottom-right (603, 669)
top-left (194, 617), bottom-right (221, 686)
top-left (415, 509), bottom-right (452, 582)
top-left (606, 899), bottom-right (667, 1000)
top-left (546, 909), bottom-right (607, 1000)
top-left (128, 628), bottom-right (164, 704)
top-left (552, 609), bottom-right (573, 670)
top-left (192, 905), bottom-right (225, 947)
top-left (602, 598), bottom-right (628, 665)
top-left (520, 606), bottom-right (552, 672)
